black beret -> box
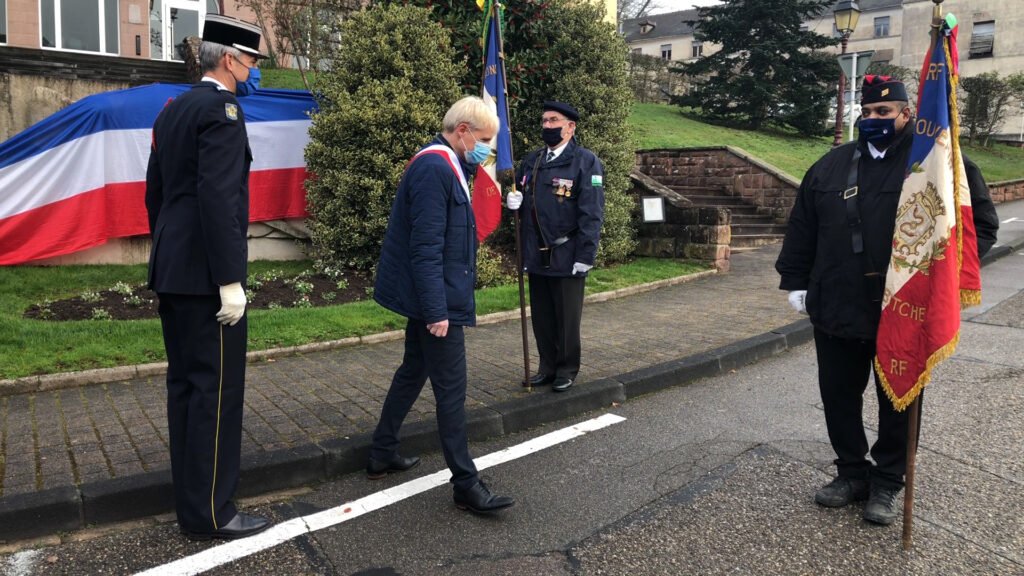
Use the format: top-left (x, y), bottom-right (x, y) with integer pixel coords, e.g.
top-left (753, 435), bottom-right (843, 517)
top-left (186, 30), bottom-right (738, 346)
top-left (861, 75), bottom-right (908, 104)
top-left (203, 14), bottom-right (267, 59)
top-left (543, 101), bottom-right (580, 122)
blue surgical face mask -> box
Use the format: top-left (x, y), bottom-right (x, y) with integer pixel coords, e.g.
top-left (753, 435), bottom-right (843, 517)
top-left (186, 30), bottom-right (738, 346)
top-left (858, 117), bottom-right (898, 148)
top-left (235, 67), bottom-right (261, 97)
top-left (462, 131), bottom-right (491, 165)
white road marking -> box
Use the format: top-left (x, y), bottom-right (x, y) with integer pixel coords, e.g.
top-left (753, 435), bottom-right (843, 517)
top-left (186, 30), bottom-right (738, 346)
top-left (1000, 217), bottom-right (1019, 224)
top-left (134, 413), bottom-right (627, 576)
top-left (4, 550), bottom-right (41, 576)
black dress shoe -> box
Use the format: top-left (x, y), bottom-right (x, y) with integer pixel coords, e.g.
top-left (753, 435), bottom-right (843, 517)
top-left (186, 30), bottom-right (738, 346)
top-left (552, 376), bottom-right (574, 392)
top-left (367, 453), bottom-right (421, 480)
top-left (183, 512), bottom-right (271, 541)
top-left (524, 373), bottom-right (556, 387)
top-left (454, 481), bottom-right (515, 514)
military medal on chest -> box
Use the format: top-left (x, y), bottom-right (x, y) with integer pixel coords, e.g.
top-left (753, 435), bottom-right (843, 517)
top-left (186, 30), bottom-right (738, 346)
top-left (552, 178), bottom-right (573, 203)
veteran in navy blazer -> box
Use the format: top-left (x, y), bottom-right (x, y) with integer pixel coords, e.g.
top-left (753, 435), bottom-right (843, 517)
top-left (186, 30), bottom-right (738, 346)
top-left (369, 96), bottom-right (515, 515)
top-left (509, 101), bottom-right (605, 393)
top-left (145, 15), bottom-right (270, 541)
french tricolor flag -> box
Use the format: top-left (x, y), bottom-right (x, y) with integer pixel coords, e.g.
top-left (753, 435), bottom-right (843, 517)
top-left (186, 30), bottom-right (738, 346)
top-left (0, 84), bottom-right (316, 265)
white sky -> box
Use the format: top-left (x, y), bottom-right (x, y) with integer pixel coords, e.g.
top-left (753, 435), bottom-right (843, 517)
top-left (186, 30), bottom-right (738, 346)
top-left (649, 0), bottom-right (723, 14)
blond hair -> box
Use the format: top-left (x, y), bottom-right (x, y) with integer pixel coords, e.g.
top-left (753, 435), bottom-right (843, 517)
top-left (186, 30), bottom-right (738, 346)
top-left (442, 96), bottom-right (499, 133)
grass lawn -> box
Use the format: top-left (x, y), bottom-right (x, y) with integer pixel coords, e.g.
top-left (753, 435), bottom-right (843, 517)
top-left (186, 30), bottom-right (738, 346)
top-left (0, 258), bottom-right (706, 380)
top-left (630, 103), bottom-right (1024, 183)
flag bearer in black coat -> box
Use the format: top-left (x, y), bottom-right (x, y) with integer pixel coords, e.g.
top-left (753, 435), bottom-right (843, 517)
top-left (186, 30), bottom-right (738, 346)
top-left (507, 101), bottom-right (605, 393)
top-left (145, 14), bottom-right (271, 540)
top-left (775, 76), bottom-right (999, 526)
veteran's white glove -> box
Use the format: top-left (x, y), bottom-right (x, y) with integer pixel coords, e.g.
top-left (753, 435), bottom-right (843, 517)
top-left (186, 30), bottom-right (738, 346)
top-left (506, 191), bottom-right (523, 211)
top-left (216, 282), bottom-right (247, 326)
top-left (788, 290), bottom-right (808, 314)
top-left (572, 262), bottom-right (593, 275)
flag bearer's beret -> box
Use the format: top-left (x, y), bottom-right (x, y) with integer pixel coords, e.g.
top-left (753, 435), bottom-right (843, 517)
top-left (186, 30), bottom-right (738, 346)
top-left (543, 101), bottom-right (580, 122)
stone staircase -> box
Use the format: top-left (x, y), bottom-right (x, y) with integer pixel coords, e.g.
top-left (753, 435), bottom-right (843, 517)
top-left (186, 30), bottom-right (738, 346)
top-left (669, 186), bottom-right (787, 249)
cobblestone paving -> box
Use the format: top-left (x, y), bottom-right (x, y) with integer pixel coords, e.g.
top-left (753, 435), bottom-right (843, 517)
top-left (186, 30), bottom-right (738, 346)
top-left (0, 247), bottom-right (796, 497)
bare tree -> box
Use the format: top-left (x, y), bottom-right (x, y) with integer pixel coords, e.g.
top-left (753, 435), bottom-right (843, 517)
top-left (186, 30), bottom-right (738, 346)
top-left (234, 0), bottom-right (359, 89)
top-left (618, 0), bottom-right (658, 27)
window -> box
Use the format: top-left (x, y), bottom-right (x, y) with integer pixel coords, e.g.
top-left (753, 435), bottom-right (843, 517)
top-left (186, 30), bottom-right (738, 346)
top-left (40, 0), bottom-right (119, 54)
top-left (692, 41), bottom-right (703, 58)
top-left (874, 16), bottom-right (890, 38)
top-left (631, 47), bottom-right (642, 55)
top-left (1, 0), bottom-right (7, 44)
top-left (970, 21), bottom-right (994, 58)
top-left (660, 43), bottom-right (672, 60)
top-left (150, 0), bottom-right (219, 62)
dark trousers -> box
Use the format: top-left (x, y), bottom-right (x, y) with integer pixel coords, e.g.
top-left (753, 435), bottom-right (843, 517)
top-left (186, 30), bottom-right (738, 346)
top-left (814, 328), bottom-right (908, 489)
top-left (158, 293), bottom-right (246, 532)
top-left (528, 273), bottom-right (586, 379)
top-left (370, 319), bottom-right (478, 491)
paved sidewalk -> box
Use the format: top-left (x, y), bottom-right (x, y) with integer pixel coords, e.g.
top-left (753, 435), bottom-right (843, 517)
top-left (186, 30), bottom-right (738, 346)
top-left (1, 197), bottom-right (1021, 541)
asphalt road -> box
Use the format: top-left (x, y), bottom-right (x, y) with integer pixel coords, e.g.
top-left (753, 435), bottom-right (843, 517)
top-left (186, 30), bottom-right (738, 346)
top-left (2, 220), bottom-right (1022, 575)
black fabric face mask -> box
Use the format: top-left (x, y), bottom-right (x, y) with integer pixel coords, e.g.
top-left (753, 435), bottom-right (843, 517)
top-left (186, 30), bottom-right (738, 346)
top-left (541, 127), bottom-right (563, 147)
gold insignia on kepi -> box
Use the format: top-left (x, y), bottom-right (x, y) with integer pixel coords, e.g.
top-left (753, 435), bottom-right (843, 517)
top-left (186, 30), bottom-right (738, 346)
top-left (225, 103), bottom-right (238, 120)
top-left (881, 88), bottom-right (890, 97)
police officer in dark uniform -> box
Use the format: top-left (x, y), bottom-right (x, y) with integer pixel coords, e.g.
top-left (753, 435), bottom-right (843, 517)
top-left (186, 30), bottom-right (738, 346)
top-left (508, 101), bottom-right (605, 393)
top-left (145, 14), bottom-right (270, 540)
top-left (775, 76), bottom-right (998, 526)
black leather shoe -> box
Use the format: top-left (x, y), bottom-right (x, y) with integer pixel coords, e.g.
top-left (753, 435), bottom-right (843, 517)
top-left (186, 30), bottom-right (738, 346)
top-left (524, 373), bottom-right (555, 387)
top-left (863, 484), bottom-right (901, 525)
top-left (552, 376), bottom-right (574, 392)
top-left (814, 476), bottom-right (869, 508)
top-left (454, 481), bottom-right (515, 514)
top-left (183, 512), bottom-right (271, 541)
top-left (367, 453), bottom-right (421, 480)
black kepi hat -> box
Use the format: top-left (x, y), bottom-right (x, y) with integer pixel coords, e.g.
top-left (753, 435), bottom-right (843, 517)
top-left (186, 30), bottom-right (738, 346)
top-left (861, 75), bottom-right (908, 104)
top-left (543, 101), bottom-right (580, 122)
top-left (202, 14), bottom-right (267, 59)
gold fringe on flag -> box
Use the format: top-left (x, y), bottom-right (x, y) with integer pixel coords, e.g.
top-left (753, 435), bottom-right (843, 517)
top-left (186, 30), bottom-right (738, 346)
top-left (960, 288), bottom-right (981, 308)
top-left (875, 331), bottom-right (960, 412)
top-left (943, 38), bottom-right (969, 310)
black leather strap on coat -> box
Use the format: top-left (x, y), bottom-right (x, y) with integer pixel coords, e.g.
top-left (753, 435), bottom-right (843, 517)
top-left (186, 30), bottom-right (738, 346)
top-left (844, 147), bottom-right (863, 254)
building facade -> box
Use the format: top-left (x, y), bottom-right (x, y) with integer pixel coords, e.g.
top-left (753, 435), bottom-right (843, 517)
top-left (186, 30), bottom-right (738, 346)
top-left (0, 0), bottom-right (266, 61)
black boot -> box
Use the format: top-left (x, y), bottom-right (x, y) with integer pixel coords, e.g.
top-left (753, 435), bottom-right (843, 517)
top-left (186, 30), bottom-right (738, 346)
top-left (863, 484), bottom-right (901, 525)
top-left (367, 453), bottom-right (421, 480)
top-left (814, 475), bottom-right (869, 508)
top-left (453, 481), bottom-right (515, 514)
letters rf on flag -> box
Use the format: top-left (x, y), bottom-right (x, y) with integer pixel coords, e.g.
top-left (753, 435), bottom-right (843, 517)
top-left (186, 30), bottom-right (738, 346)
top-left (874, 15), bottom-right (981, 412)
top-left (472, 1), bottom-right (513, 243)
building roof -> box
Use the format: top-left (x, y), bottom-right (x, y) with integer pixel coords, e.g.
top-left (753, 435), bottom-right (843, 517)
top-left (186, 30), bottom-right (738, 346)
top-left (622, 9), bottom-right (700, 43)
top-left (814, 0), bottom-right (903, 19)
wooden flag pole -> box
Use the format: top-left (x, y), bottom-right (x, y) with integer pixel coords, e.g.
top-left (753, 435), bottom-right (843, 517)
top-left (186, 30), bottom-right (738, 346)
top-left (486, 1), bottom-right (532, 391)
top-left (902, 395), bottom-right (922, 550)
top-left (903, 0), bottom-right (945, 550)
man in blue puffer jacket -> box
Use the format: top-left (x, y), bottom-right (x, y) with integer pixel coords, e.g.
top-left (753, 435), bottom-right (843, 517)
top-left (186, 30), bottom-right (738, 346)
top-left (368, 96), bottom-right (515, 515)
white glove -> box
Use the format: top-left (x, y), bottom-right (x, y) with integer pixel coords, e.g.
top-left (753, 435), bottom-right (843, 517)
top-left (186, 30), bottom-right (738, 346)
top-left (572, 262), bottom-right (593, 275)
top-left (788, 290), bottom-right (808, 314)
top-left (216, 282), bottom-right (247, 326)
top-left (506, 190), bottom-right (523, 210)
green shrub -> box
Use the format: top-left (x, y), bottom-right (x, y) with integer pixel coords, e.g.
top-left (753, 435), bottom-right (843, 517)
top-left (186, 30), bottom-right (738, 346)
top-left (305, 5), bottom-right (463, 270)
top-left (475, 244), bottom-right (515, 289)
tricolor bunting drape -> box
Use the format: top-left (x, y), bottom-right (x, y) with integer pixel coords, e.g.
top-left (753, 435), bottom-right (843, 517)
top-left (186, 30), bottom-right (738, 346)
top-left (874, 14), bottom-right (981, 411)
top-left (472, 0), bottom-right (513, 242)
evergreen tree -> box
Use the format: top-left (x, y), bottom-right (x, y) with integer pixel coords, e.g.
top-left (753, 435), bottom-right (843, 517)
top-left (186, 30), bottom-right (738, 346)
top-left (304, 5), bottom-right (463, 270)
top-left (673, 0), bottom-right (838, 135)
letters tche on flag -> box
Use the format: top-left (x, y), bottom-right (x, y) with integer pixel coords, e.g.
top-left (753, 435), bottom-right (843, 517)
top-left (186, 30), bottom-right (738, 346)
top-left (0, 84), bottom-right (316, 265)
top-left (472, 0), bottom-right (514, 243)
top-left (874, 15), bottom-right (980, 411)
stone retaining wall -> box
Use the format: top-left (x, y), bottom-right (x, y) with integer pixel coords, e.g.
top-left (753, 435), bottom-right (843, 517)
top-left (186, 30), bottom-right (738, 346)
top-left (635, 147), bottom-right (801, 221)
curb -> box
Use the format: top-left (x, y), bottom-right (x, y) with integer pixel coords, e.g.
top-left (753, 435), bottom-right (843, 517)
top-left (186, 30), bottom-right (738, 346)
top-left (0, 318), bottom-right (809, 543)
top-left (0, 270), bottom-right (717, 397)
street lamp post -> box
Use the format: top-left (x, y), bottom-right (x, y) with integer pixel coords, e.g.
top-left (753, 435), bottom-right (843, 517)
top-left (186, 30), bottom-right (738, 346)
top-left (833, 1), bottom-right (861, 148)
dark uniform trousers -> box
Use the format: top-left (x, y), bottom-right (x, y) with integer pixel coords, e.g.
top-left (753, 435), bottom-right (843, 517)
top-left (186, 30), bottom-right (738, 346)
top-left (158, 293), bottom-right (246, 531)
top-left (529, 273), bottom-right (586, 379)
top-left (813, 328), bottom-right (908, 489)
top-left (371, 319), bottom-right (478, 491)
